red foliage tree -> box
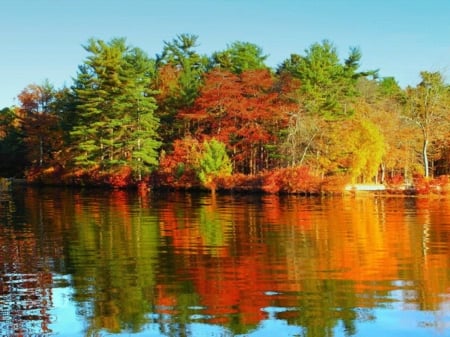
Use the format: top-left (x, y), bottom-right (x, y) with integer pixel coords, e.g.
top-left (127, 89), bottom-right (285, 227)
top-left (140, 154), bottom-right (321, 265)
top-left (154, 136), bottom-right (202, 188)
top-left (17, 83), bottom-right (65, 175)
top-left (181, 69), bottom-right (293, 174)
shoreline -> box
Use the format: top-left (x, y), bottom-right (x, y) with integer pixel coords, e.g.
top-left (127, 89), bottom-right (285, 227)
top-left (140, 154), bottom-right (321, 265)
top-left (5, 178), bottom-right (450, 198)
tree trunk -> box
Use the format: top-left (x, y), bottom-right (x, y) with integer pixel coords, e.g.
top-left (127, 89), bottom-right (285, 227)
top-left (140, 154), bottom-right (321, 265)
top-left (39, 136), bottom-right (43, 166)
top-left (380, 163), bottom-right (385, 183)
top-left (423, 139), bottom-right (429, 177)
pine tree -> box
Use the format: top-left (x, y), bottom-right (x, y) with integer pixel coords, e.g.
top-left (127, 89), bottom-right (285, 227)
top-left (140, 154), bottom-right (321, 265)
top-left (278, 40), bottom-right (374, 120)
top-left (70, 38), bottom-right (160, 181)
top-left (197, 139), bottom-right (232, 194)
top-left (154, 34), bottom-right (208, 146)
top-left (210, 41), bottom-right (269, 74)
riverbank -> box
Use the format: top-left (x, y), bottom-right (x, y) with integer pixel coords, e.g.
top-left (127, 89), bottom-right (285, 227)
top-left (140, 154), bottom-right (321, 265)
top-left (10, 167), bottom-right (450, 197)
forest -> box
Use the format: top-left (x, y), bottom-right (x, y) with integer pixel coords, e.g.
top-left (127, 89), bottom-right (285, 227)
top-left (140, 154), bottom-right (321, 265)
top-left (1, 34), bottom-right (449, 194)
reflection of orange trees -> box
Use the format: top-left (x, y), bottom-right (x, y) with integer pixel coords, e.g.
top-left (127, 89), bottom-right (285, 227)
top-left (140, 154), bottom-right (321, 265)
top-left (323, 197), bottom-right (400, 284)
top-left (264, 196), bottom-right (450, 311)
top-left (404, 198), bottom-right (450, 311)
top-left (269, 196), bottom-right (409, 300)
top-left (156, 194), bottom-right (274, 330)
top-left (161, 194), bottom-right (450, 325)
top-left (0, 188), bottom-right (74, 336)
top-left (23, 187), bottom-right (70, 235)
top-left (0, 226), bottom-right (53, 336)
top-left (153, 247), bottom-right (274, 332)
top-left (261, 194), bottom-right (313, 230)
top-left (158, 195), bottom-right (206, 255)
top-left (190, 253), bottom-right (271, 327)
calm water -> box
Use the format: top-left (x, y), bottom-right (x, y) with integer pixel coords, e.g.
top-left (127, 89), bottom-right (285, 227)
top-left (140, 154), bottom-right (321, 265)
top-left (1, 187), bottom-right (450, 337)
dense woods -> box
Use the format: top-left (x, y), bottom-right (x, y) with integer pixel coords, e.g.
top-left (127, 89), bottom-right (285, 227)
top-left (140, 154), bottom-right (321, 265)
top-left (1, 34), bottom-right (449, 193)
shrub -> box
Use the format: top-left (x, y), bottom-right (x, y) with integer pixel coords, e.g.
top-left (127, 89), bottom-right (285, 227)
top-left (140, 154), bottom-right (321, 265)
top-left (413, 174), bottom-right (430, 195)
top-left (262, 166), bottom-right (321, 194)
top-left (106, 166), bottom-right (133, 188)
top-left (319, 175), bottom-right (350, 194)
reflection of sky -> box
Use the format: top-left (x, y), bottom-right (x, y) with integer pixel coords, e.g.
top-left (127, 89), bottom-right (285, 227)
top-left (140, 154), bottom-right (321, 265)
top-left (48, 277), bottom-right (450, 337)
top-left (355, 308), bottom-right (450, 337)
top-left (50, 276), bottom-right (85, 336)
top-left (243, 314), bottom-right (303, 337)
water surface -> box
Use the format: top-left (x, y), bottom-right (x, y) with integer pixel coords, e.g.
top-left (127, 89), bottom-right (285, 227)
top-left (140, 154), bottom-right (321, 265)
top-left (1, 187), bottom-right (450, 336)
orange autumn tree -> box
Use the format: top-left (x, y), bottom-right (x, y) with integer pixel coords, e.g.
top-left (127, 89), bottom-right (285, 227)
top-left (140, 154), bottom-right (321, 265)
top-left (17, 82), bottom-right (65, 177)
top-left (156, 136), bottom-right (202, 188)
top-left (181, 68), bottom-right (290, 174)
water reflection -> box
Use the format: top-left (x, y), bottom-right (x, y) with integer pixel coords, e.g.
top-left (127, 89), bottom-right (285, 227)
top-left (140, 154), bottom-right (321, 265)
top-left (0, 188), bottom-right (450, 336)
top-left (0, 190), bottom-right (54, 336)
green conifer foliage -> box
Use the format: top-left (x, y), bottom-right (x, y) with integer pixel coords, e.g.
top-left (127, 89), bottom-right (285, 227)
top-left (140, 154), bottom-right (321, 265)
top-left (197, 139), bottom-right (232, 192)
top-left (154, 34), bottom-right (208, 146)
top-left (71, 38), bottom-right (160, 180)
top-left (278, 40), bottom-right (373, 120)
top-left (210, 41), bottom-right (268, 74)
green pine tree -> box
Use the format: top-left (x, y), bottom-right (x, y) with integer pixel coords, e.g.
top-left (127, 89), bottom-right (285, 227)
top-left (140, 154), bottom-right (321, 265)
top-left (70, 38), bottom-right (160, 182)
top-left (197, 139), bottom-right (232, 194)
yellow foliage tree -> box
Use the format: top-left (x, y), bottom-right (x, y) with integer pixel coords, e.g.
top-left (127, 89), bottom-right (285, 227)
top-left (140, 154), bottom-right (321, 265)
top-left (348, 118), bottom-right (386, 183)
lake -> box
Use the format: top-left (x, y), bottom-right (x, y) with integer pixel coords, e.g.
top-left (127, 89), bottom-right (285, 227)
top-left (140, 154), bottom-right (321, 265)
top-left (1, 186), bottom-right (450, 337)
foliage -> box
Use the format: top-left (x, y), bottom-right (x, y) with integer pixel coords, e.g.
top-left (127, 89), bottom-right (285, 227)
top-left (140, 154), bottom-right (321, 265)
top-left (404, 71), bottom-right (450, 177)
top-left (262, 166), bottom-right (320, 194)
top-left (278, 40), bottom-right (374, 120)
top-left (17, 80), bottom-right (55, 114)
top-left (3, 34), bottom-right (450, 191)
top-left (22, 113), bottom-right (63, 168)
top-left (106, 166), bottom-right (134, 188)
top-left (378, 76), bottom-right (404, 100)
top-left (154, 34), bottom-right (209, 145)
top-left (70, 38), bottom-right (161, 180)
top-left (196, 138), bottom-right (232, 191)
top-left (215, 173), bottom-right (264, 192)
top-left (15, 82), bottom-right (68, 170)
top-left (0, 107), bottom-right (28, 176)
top-left (346, 118), bottom-right (385, 183)
top-left (210, 41), bottom-right (269, 74)
top-left (182, 68), bottom-right (291, 174)
top-left (154, 137), bottom-right (202, 188)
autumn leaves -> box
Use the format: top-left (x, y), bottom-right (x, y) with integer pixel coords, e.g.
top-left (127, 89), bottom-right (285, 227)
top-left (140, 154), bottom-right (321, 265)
top-left (1, 35), bottom-right (449, 192)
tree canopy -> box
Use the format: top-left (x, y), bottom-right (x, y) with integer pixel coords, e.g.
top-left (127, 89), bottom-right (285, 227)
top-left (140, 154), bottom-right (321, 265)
top-left (2, 34), bottom-right (450, 190)
top-left (70, 38), bottom-right (160, 179)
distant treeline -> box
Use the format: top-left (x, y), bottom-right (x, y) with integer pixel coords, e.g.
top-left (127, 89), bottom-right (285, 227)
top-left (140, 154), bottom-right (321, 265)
top-left (1, 34), bottom-right (449, 193)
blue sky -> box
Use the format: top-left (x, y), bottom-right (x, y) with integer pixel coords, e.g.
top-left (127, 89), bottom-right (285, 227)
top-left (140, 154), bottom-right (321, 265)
top-left (1, 0), bottom-right (449, 107)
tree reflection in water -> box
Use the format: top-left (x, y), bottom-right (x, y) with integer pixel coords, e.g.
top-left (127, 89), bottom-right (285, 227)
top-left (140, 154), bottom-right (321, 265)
top-left (1, 188), bottom-right (450, 336)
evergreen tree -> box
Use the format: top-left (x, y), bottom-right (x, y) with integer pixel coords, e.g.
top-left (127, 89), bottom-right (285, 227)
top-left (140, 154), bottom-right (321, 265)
top-left (154, 34), bottom-right (208, 146)
top-left (210, 41), bottom-right (269, 74)
top-left (278, 40), bottom-right (374, 120)
top-left (196, 138), bottom-right (232, 194)
top-left (71, 38), bottom-right (160, 180)
top-left (123, 48), bottom-right (161, 180)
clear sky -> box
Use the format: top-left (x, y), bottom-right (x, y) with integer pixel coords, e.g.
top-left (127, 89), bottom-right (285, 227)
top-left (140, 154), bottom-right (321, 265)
top-left (1, 0), bottom-right (449, 108)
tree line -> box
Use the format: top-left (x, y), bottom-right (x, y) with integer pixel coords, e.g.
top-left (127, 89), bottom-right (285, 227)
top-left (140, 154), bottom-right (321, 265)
top-left (1, 34), bottom-right (449, 192)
